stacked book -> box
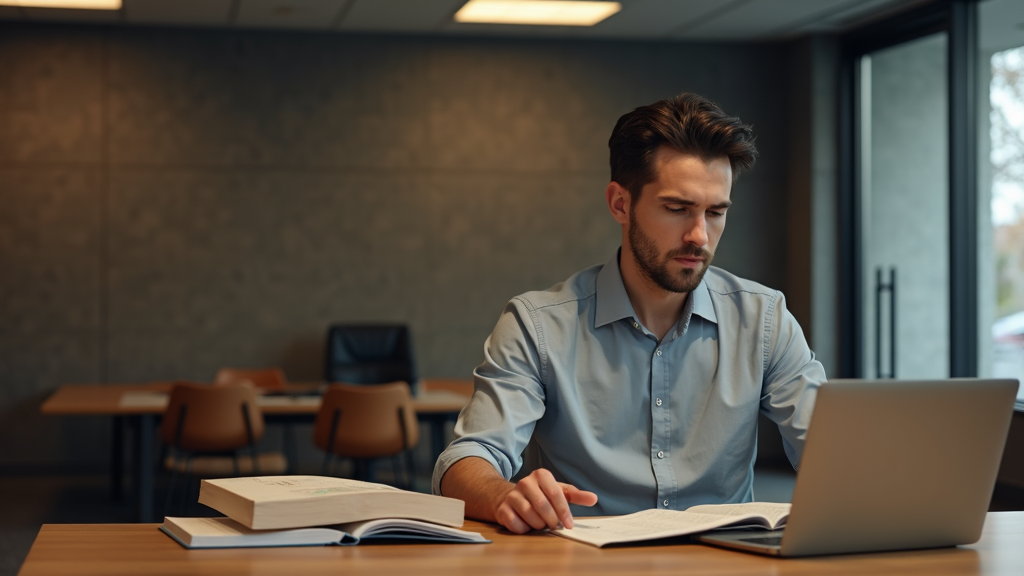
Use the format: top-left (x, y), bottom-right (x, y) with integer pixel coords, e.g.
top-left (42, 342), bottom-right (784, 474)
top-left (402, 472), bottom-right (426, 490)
top-left (160, 475), bottom-right (489, 548)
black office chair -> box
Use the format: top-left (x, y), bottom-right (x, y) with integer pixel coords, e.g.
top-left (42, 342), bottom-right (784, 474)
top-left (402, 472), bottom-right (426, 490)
top-left (324, 324), bottom-right (416, 385)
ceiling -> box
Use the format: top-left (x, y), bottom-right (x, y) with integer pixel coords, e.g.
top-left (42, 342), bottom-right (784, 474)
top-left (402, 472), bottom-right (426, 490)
top-left (0, 0), bottom-right (944, 42)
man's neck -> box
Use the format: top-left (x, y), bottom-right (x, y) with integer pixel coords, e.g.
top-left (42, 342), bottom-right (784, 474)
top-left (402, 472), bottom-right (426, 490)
top-left (618, 249), bottom-right (688, 342)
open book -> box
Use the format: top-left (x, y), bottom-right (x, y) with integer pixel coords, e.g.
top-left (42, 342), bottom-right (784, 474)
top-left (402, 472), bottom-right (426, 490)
top-left (551, 502), bottom-right (790, 548)
top-left (198, 476), bottom-right (464, 530)
top-left (160, 516), bottom-right (489, 549)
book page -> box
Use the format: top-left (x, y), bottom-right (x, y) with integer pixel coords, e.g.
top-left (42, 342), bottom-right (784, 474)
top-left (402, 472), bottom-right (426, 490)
top-left (553, 508), bottom-right (774, 547)
top-left (167, 517), bottom-right (255, 536)
top-left (337, 518), bottom-right (489, 543)
top-left (684, 502), bottom-right (790, 528)
top-left (162, 517), bottom-right (344, 548)
top-left (207, 476), bottom-right (401, 501)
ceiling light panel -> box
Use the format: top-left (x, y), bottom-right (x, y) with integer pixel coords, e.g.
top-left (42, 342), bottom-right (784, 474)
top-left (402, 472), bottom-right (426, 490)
top-left (0, 0), bottom-right (121, 8)
top-left (455, 0), bottom-right (621, 27)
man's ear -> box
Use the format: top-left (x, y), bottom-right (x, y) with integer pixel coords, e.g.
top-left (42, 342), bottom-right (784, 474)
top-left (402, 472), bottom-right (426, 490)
top-left (606, 181), bottom-right (630, 225)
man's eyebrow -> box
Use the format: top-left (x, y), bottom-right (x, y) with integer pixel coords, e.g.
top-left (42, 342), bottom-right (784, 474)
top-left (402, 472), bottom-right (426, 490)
top-left (662, 197), bottom-right (733, 209)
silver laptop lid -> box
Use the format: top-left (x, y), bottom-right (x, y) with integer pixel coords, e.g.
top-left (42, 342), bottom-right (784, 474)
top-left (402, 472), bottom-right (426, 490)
top-left (778, 378), bottom-right (1018, 557)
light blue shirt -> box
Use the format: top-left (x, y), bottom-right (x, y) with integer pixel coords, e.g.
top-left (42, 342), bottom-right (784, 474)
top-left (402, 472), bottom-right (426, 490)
top-left (432, 251), bottom-right (824, 516)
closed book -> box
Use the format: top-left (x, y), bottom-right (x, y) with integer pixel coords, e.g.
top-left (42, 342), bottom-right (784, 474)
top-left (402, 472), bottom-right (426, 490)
top-left (198, 475), bottom-right (465, 530)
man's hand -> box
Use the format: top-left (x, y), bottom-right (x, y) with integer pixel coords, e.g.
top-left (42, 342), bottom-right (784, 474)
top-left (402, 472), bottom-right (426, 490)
top-left (439, 457), bottom-right (598, 534)
top-left (493, 469), bottom-right (598, 534)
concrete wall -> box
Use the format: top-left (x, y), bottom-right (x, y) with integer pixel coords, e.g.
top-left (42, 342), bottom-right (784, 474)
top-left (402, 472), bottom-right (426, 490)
top-left (786, 35), bottom-right (839, 377)
top-left (0, 23), bottom-right (801, 470)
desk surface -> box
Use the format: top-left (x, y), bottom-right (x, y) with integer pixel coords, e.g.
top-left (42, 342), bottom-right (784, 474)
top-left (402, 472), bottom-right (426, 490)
top-left (40, 379), bottom-right (473, 416)
top-left (17, 513), bottom-right (1024, 576)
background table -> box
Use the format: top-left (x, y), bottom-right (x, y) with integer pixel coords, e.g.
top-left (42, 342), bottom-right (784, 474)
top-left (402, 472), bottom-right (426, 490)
top-left (18, 513), bottom-right (1024, 576)
top-left (40, 379), bottom-right (472, 522)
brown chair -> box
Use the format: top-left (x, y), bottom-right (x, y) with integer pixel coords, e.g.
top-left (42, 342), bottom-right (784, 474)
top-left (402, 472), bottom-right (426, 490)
top-left (161, 382), bottom-right (287, 514)
top-left (313, 382), bottom-right (420, 488)
top-left (214, 367), bottom-right (297, 471)
top-left (213, 367), bottom-right (287, 391)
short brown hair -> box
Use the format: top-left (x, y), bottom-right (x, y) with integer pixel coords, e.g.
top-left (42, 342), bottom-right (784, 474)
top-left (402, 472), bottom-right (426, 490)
top-left (609, 93), bottom-right (758, 199)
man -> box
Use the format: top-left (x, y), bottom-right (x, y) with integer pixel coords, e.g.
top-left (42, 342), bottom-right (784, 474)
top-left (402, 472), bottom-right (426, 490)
top-left (432, 93), bottom-right (824, 534)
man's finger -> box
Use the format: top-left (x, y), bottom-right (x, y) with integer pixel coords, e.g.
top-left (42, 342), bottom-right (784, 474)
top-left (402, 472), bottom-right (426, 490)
top-left (495, 501), bottom-right (532, 534)
top-left (536, 479), bottom-right (573, 529)
top-left (561, 484), bottom-right (599, 507)
top-left (513, 475), bottom-right (563, 529)
top-left (505, 490), bottom-right (551, 531)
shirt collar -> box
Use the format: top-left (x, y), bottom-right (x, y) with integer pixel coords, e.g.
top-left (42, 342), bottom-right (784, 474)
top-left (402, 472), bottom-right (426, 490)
top-left (595, 249), bottom-right (719, 329)
top-left (595, 250), bottom-right (635, 328)
top-left (690, 276), bottom-right (718, 325)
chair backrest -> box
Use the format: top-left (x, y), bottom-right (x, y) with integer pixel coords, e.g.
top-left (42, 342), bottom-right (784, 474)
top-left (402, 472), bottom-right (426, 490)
top-left (214, 367), bottom-right (287, 390)
top-left (312, 382), bottom-right (419, 459)
top-left (325, 324), bottom-right (415, 385)
top-left (160, 382), bottom-right (265, 452)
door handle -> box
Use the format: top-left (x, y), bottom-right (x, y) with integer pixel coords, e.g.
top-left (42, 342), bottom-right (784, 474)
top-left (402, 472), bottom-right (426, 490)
top-left (875, 267), bottom-right (897, 378)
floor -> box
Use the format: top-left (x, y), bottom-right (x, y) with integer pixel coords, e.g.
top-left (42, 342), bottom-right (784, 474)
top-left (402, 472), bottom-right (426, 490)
top-left (0, 465), bottom-right (799, 576)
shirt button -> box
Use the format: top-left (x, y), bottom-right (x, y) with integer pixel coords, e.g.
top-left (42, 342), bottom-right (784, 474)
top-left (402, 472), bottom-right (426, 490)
top-left (663, 500), bottom-right (669, 507)
top-left (656, 349), bottom-right (662, 356)
top-left (633, 321), bottom-right (639, 329)
top-left (656, 398), bottom-right (663, 406)
top-left (657, 451), bottom-right (665, 459)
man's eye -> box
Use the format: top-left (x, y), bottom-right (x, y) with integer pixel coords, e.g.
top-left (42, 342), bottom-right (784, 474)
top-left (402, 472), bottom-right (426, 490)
top-left (667, 206), bottom-right (686, 213)
top-left (708, 210), bottom-right (726, 218)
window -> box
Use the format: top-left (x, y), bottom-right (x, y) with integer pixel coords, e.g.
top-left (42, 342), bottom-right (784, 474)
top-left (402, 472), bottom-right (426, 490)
top-left (979, 0), bottom-right (1024, 405)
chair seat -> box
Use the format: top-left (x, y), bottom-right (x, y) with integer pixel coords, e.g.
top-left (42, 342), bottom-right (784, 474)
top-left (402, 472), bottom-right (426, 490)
top-left (164, 452), bottom-right (288, 477)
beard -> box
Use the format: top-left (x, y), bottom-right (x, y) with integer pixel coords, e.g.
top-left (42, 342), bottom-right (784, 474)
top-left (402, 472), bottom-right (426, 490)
top-left (628, 210), bottom-right (714, 294)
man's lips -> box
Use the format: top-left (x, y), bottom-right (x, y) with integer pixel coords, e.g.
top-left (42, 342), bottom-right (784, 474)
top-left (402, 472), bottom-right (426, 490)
top-left (672, 256), bottom-right (706, 267)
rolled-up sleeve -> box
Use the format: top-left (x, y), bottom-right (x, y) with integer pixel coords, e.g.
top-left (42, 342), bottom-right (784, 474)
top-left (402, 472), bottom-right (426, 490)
top-left (759, 292), bottom-right (825, 470)
top-left (431, 297), bottom-right (549, 495)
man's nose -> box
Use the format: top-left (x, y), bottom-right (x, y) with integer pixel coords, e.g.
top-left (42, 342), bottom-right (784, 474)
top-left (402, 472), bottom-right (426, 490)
top-left (684, 215), bottom-right (708, 247)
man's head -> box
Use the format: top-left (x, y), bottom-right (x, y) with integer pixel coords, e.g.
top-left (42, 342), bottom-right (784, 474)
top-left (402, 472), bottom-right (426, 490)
top-left (607, 93), bottom-right (758, 295)
top-left (609, 92), bottom-right (758, 202)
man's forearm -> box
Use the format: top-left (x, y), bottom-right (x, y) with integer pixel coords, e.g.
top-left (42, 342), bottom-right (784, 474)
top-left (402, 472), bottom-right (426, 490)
top-left (439, 456), bottom-right (516, 524)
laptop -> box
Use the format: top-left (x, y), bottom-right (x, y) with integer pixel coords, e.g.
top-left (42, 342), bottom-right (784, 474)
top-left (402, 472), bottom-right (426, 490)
top-left (697, 378), bottom-right (1018, 557)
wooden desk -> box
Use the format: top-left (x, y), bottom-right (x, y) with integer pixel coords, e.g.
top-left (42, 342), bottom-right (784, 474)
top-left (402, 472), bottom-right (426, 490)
top-left (40, 380), bottom-right (472, 523)
top-left (40, 381), bottom-right (471, 416)
top-left (17, 513), bottom-right (1024, 576)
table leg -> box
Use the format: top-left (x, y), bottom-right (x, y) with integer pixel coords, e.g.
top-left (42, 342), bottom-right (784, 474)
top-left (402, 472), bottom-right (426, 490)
top-left (136, 414), bottom-right (156, 522)
top-left (283, 424), bottom-right (296, 474)
top-left (110, 415), bottom-right (124, 501)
